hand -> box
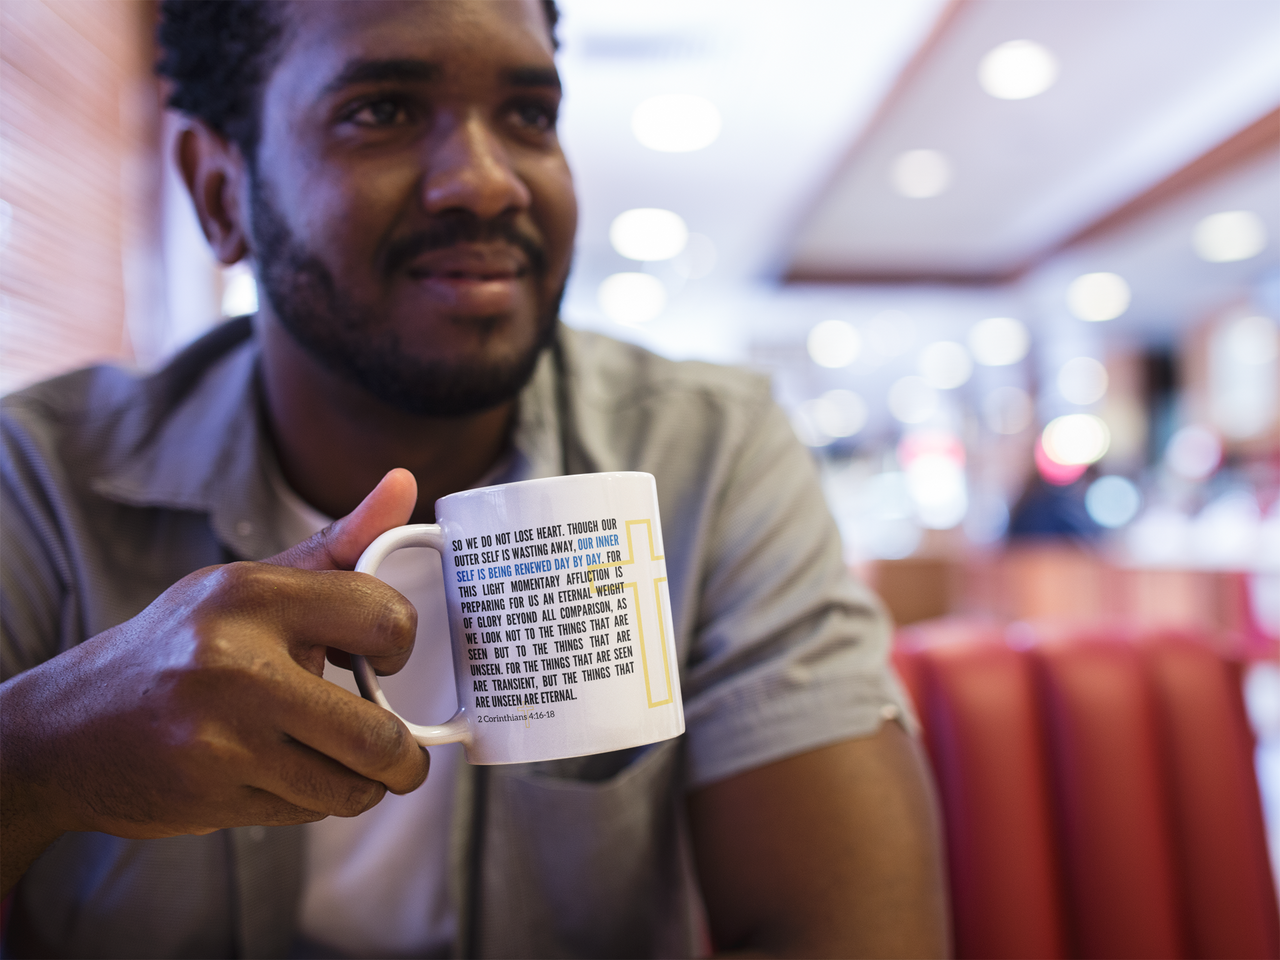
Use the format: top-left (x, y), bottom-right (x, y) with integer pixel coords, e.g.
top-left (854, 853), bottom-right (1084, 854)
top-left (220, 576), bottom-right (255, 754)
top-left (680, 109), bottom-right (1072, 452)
top-left (0, 469), bottom-right (430, 895)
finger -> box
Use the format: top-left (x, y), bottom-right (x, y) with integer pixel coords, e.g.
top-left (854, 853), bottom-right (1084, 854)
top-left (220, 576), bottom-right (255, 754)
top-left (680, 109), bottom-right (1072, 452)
top-left (265, 468), bottom-right (418, 572)
top-left (207, 563), bottom-right (418, 676)
top-left (269, 667), bottom-right (431, 795)
top-left (241, 735), bottom-right (407, 819)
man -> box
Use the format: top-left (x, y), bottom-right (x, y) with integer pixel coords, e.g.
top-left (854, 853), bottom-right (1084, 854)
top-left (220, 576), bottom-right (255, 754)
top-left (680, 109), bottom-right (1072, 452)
top-left (0, 1), bottom-right (948, 956)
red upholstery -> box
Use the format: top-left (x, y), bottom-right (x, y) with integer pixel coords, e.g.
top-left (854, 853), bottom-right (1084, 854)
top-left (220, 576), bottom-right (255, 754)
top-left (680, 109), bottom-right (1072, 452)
top-left (893, 623), bottom-right (1280, 960)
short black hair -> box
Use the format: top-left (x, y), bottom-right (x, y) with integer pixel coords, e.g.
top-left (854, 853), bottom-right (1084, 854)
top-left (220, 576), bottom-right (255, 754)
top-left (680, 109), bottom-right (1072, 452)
top-left (156, 0), bottom-right (561, 163)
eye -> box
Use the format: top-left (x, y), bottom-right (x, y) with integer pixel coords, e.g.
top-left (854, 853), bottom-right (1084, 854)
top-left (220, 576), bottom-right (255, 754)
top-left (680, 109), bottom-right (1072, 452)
top-left (511, 101), bottom-right (557, 133)
top-left (345, 97), bottom-right (413, 128)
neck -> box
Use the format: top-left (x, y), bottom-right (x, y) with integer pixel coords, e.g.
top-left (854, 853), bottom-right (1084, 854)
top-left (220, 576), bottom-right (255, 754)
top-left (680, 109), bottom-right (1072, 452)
top-left (256, 316), bottom-right (515, 524)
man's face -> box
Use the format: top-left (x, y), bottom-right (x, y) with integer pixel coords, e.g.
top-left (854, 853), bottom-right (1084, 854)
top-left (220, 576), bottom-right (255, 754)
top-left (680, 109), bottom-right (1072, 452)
top-left (248, 0), bottom-right (576, 416)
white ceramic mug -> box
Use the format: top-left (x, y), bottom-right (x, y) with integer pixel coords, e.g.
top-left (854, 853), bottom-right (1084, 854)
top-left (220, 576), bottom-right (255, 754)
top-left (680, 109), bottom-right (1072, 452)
top-left (351, 471), bottom-right (685, 765)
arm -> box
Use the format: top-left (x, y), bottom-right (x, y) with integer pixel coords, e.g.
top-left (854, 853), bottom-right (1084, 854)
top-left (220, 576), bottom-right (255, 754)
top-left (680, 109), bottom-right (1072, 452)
top-left (1, 470), bottom-right (430, 896)
top-left (688, 722), bottom-right (950, 959)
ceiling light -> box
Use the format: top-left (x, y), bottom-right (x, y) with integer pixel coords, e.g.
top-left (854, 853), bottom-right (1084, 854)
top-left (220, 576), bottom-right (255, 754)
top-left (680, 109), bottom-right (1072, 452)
top-left (1067, 272), bottom-right (1130, 322)
top-left (1042, 414), bottom-right (1110, 466)
top-left (1057, 356), bottom-right (1108, 406)
top-left (968, 316), bottom-right (1029, 366)
top-left (890, 149), bottom-right (952, 199)
top-left (1086, 476), bottom-right (1141, 528)
top-left (888, 376), bottom-right (939, 424)
top-left (1193, 210), bottom-right (1267, 263)
top-left (631, 94), bottom-right (721, 153)
top-left (598, 272), bottom-right (665, 324)
top-left (978, 40), bottom-right (1059, 100)
top-left (609, 208), bottom-right (688, 261)
top-left (918, 341), bottom-right (972, 389)
top-left (807, 319), bottom-right (861, 368)
top-left (983, 386), bottom-right (1033, 435)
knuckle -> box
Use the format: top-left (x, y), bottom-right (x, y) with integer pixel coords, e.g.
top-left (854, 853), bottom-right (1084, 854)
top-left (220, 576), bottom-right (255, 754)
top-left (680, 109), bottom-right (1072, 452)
top-left (367, 587), bottom-right (417, 654)
top-left (335, 779), bottom-right (384, 817)
top-left (355, 710), bottom-right (410, 764)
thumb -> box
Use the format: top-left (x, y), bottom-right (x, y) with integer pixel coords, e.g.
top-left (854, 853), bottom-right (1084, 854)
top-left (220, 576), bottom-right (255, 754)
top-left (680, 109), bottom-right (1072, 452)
top-left (265, 468), bottom-right (419, 571)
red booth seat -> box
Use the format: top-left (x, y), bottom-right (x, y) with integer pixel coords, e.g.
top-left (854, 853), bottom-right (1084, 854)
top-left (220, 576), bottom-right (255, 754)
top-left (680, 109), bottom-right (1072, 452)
top-left (893, 622), bottom-right (1280, 960)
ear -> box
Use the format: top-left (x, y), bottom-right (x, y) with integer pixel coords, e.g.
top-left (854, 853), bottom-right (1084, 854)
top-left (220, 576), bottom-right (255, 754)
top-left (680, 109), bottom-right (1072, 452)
top-left (175, 120), bottom-right (251, 265)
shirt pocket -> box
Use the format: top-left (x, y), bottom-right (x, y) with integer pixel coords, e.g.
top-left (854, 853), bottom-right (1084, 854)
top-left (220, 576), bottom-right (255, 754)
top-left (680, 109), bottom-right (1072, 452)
top-left (475, 738), bottom-right (707, 959)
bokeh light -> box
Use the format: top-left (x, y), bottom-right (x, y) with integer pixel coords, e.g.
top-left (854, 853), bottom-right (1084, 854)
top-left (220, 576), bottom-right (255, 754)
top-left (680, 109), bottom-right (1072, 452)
top-left (807, 319), bottom-right (862, 368)
top-left (968, 316), bottom-right (1030, 366)
top-left (598, 272), bottom-right (666, 324)
top-left (1042, 413), bottom-right (1110, 465)
top-left (888, 376), bottom-right (940, 424)
top-left (1067, 272), bottom-right (1130, 322)
top-left (1035, 438), bottom-right (1088, 485)
top-left (813, 389), bottom-right (869, 437)
top-left (1057, 356), bottom-right (1109, 405)
top-left (978, 40), bottom-right (1059, 100)
top-left (918, 340), bottom-right (973, 389)
top-left (982, 385), bottom-right (1034, 435)
top-left (891, 149), bottom-right (952, 199)
top-left (1164, 425), bottom-right (1222, 480)
top-left (1086, 475), bottom-right (1142, 527)
top-left (609, 208), bottom-right (688, 261)
top-left (631, 94), bottom-right (722, 153)
top-left (1193, 210), bottom-right (1267, 263)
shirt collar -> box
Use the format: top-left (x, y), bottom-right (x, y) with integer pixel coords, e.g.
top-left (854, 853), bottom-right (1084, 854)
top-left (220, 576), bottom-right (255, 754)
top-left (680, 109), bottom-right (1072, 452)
top-left (91, 322), bottom-right (570, 560)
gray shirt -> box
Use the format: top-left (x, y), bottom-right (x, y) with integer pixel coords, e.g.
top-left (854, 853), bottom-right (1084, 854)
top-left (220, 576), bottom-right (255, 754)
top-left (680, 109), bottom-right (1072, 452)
top-left (1, 318), bottom-right (905, 959)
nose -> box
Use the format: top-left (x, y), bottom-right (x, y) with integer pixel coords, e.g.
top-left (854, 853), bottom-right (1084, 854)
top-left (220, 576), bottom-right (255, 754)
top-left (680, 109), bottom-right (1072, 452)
top-left (423, 113), bottom-right (531, 220)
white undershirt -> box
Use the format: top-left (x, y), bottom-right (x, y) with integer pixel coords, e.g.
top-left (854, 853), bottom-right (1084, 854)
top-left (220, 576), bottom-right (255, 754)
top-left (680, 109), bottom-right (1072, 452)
top-left (271, 475), bottom-right (462, 957)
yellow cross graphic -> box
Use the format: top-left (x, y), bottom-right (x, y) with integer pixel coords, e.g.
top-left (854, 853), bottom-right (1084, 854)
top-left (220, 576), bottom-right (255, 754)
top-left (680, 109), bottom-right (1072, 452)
top-left (587, 519), bottom-right (674, 708)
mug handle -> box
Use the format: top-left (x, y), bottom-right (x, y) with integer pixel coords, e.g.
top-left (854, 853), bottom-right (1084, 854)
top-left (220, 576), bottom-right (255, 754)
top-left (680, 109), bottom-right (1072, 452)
top-left (350, 524), bottom-right (471, 749)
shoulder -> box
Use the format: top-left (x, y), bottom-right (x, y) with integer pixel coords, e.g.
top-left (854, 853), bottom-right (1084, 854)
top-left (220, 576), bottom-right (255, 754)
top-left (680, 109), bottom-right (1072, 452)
top-left (560, 326), bottom-right (773, 412)
top-left (2, 318), bottom-right (256, 476)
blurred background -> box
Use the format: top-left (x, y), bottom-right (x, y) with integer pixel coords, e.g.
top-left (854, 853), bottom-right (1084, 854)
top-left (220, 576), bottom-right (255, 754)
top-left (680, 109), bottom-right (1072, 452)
top-left (2, 0), bottom-right (1279, 888)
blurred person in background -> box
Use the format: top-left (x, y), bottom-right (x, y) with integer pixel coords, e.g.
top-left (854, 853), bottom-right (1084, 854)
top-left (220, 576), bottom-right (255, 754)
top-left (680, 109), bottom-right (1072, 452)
top-left (0, 2), bottom-right (946, 957)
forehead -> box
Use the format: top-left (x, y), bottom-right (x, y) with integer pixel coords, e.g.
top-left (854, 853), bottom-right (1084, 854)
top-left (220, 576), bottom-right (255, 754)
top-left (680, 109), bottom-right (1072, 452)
top-left (274, 0), bottom-right (555, 89)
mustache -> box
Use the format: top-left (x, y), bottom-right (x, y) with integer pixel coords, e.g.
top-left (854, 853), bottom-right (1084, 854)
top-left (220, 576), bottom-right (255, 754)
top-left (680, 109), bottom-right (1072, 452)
top-left (384, 213), bottom-right (548, 279)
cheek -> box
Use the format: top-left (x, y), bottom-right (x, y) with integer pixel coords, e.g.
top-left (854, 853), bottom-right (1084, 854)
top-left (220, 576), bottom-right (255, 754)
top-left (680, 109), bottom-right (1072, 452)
top-left (532, 161), bottom-right (578, 276)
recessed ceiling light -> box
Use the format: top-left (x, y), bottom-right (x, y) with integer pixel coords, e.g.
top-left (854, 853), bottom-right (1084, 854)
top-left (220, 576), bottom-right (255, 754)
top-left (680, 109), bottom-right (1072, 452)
top-left (807, 319), bottom-right (861, 368)
top-left (609, 208), bottom-right (688, 261)
top-left (968, 316), bottom-right (1030, 366)
top-left (978, 40), bottom-right (1059, 100)
top-left (890, 149), bottom-right (952, 199)
top-left (1193, 210), bottom-right (1267, 263)
top-left (598, 272), bottom-right (666, 324)
top-left (631, 94), bottom-right (722, 153)
top-left (1067, 272), bottom-right (1130, 322)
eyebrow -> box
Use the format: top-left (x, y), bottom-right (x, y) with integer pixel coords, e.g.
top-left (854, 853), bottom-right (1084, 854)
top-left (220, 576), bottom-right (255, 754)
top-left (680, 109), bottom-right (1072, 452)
top-left (321, 60), bottom-right (561, 96)
top-left (322, 58), bottom-right (441, 95)
top-left (505, 66), bottom-right (561, 91)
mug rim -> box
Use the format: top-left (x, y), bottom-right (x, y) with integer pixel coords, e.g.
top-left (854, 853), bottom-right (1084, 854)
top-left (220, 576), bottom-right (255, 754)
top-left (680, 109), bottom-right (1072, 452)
top-left (435, 470), bottom-right (655, 512)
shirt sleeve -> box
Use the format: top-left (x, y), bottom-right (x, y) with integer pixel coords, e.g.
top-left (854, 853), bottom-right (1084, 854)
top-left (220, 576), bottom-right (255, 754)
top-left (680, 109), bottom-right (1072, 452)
top-left (680, 393), bottom-right (914, 789)
top-left (1, 400), bottom-right (77, 680)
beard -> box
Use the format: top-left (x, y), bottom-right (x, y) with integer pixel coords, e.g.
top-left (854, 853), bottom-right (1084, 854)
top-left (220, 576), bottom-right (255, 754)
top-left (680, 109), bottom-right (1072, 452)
top-left (250, 178), bottom-right (564, 417)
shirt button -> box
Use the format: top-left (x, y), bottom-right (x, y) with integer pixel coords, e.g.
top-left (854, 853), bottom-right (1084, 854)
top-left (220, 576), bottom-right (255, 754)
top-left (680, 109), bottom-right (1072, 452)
top-left (249, 825), bottom-right (267, 843)
top-left (236, 520), bottom-right (253, 537)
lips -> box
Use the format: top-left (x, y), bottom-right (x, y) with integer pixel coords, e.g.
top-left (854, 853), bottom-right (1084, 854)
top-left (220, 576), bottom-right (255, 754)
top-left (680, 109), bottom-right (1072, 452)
top-left (404, 244), bottom-right (530, 313)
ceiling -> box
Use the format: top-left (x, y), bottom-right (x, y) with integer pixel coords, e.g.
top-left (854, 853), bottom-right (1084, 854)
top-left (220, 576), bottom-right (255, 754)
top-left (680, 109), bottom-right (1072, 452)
top-left (553, 0), bottom-right (1280, 361)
